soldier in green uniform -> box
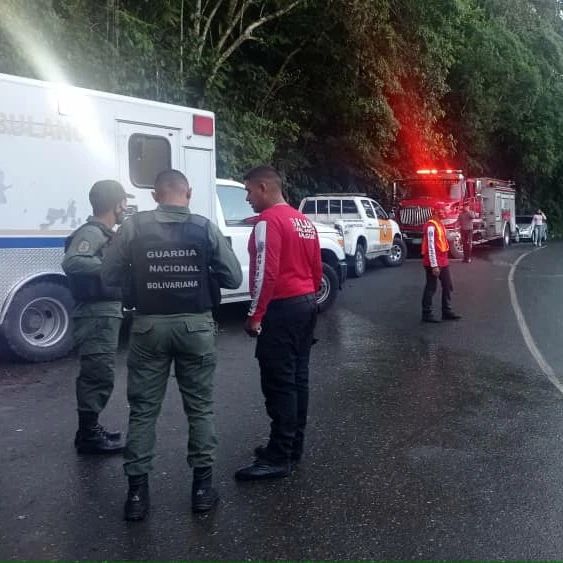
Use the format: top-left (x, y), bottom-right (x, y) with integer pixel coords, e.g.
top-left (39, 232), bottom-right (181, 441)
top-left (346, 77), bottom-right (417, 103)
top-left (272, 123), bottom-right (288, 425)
top-left (62, 180), bottom-right (131, 454)
top-left (102, 169), bottom-right (242, 522)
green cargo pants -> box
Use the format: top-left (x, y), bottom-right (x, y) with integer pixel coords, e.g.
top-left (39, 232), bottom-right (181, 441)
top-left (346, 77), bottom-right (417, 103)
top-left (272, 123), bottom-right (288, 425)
top-left (123, 314), bottom-right (217, 476)
top-left (74, 316), bottom-right (122, 414)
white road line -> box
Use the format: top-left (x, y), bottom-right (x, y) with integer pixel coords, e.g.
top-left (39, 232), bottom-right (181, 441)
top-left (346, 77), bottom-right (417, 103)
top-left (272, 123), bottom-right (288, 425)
top-left (507, 247), bottom-right (563, 394)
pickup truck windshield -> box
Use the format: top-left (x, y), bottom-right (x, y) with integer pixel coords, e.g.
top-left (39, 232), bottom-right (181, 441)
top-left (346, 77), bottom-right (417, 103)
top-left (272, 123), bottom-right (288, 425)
top-left (217, 184), bottom-right (256, 225)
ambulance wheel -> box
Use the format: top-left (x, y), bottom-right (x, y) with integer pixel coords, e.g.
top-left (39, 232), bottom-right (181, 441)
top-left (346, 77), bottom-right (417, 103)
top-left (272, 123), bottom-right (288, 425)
top-left (449, 234), bottom-right (464, 259)
top-left (3, 280), bottom-right (74, 362)
top-left (317, 263), bottom-right (338, 313)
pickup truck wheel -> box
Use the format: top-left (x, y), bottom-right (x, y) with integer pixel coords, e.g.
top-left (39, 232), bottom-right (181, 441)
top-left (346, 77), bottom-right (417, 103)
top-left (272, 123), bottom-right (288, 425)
top-left (3, 281), bottom-right (74, 362)
top-left (383, 237), bottom-right (406, 267)
top-left (449, 234), bottom-right (464, 259)
top-left (349, 244), bottom-right (366, 278)
top-left (317, 263), bottom-right (339, 312)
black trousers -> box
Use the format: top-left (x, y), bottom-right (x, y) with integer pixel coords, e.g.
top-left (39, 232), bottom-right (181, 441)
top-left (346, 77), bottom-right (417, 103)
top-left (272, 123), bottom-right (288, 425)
top-left (422, 266), bottom-right (453, 315)
top-left (461, 229), bottom-right (473, 260)
top-left (255, 294), bottom-right (317, 463)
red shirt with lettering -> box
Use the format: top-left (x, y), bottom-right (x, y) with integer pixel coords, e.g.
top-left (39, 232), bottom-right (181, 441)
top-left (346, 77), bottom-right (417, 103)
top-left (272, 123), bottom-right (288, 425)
top-left (248, 204), bottom-right (322, 322)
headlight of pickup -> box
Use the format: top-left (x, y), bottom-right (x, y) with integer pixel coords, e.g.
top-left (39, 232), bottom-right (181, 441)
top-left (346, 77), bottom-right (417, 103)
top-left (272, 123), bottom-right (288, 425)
top-left (337, 235), bottom-right (345, 249)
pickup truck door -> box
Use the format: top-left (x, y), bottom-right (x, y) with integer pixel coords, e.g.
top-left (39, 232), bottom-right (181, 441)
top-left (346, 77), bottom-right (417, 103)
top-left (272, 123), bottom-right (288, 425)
top-left (372, 200), bottom-right (393, 250)
top-left (360, 199), bottom-right (379, 253)
top-left (216, 182), bottom-right (255, 299)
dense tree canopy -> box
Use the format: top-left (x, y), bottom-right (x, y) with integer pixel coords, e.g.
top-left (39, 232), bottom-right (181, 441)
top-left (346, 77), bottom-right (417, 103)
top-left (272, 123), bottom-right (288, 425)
top-left (1, 0), bottom-right (563, 226)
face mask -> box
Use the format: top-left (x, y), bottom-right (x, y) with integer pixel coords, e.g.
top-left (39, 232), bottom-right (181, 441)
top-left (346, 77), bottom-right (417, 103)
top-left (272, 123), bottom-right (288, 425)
top-left (115, 206), bottom-right (125, 225)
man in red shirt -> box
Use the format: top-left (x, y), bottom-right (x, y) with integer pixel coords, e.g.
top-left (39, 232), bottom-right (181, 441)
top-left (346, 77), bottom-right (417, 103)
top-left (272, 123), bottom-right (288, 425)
top-left (421, 205), bottom-right (461, 323)
top-left (235, 166), bottom-right (322, 481)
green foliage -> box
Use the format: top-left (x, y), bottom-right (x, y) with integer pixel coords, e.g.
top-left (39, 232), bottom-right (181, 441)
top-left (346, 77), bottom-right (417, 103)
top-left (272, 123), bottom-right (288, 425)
top-left (2, 0), bottom-right (563, 230)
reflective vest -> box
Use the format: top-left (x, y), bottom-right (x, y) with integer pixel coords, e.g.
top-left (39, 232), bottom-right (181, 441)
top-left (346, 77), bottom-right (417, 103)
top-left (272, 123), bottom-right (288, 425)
top-left (130, 211), bottom-right (214, 315)
top-left (64, 224), bottom-right (122, 302)
top-left (421, 218), bottom-right (449, 255)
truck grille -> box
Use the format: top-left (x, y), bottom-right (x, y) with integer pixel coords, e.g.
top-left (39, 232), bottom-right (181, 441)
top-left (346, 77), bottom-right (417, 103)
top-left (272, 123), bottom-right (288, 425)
top-left (399, 206), bottom-right (432, 226)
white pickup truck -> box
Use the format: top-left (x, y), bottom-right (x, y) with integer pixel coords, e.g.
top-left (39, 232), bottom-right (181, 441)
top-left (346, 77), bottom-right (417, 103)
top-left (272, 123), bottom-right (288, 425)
top-left (299, 194), bottom-right (406, 277)
top-left (216, 179), bottom-right (347, 313)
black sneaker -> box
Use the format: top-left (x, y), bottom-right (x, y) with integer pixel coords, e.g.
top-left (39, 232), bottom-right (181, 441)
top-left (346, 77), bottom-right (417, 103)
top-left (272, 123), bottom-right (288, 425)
top-left (254, 445), bottom-right (302, 464)
top-left (124, 475), bottom-right (149, 521)
top-left (234, 459), bottom-right (291, 481)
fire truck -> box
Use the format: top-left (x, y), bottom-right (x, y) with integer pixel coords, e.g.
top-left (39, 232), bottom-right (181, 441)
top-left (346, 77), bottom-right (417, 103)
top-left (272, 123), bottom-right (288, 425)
top-left (393, 169), bottom-right (517, 258)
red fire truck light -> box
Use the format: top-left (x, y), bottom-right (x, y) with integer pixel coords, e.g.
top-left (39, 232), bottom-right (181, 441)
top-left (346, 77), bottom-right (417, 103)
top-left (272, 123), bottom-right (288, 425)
top-left (416, 169), bottom-right (438, 175)
top-left (193, 115), bottom-right (214, 136)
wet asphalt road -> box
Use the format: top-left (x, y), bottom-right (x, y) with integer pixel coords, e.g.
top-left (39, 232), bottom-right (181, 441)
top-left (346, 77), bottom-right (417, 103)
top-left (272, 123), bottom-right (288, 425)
top-left (2, 242), bottom-right (563, 560)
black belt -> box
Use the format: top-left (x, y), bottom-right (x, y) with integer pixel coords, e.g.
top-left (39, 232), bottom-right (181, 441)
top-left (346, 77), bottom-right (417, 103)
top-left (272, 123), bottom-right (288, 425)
top-left (269, 293), bottom-right (316, 307)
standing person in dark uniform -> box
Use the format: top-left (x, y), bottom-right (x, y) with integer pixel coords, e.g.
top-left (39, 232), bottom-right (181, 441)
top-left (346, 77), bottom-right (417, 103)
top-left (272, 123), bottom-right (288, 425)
top-left (421, 205), bottom-right (461, 323)
top-left (62, 180), bottom-right (131, 454)
top-left (459, 203), bottom-right (476, 263)
top-left (102, 169), bottom-right (242, 521)
top-left (235, 166), bottom-right (322, 481)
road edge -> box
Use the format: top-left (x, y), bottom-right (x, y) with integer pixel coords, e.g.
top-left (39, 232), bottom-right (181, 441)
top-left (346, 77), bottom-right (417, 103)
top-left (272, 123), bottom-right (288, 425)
top-left (508, 247), bottom-right (563, 394)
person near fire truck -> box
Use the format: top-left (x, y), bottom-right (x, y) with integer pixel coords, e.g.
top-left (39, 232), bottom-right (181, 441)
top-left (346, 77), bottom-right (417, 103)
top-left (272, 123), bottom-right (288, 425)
top-left (459, 203), bottom-right (477, 263)
top-left (421, 205), bottom-right (462, 323)
top-left (62, 180), bottom-right (131, 455)
top-left (531, 209), bottom-right (547, 247)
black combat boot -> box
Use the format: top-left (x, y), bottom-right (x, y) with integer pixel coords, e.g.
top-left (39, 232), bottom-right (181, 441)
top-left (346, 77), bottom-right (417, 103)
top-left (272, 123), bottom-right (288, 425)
top-left (192, 467), bottom-right (219, 513)
top-left (75, 412), bottom-right (124, 454)
top-left (124, 474), bottom-right (149, 521)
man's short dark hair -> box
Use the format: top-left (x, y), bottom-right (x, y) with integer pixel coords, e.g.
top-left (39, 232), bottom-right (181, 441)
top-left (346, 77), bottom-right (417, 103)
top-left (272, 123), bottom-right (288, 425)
top-left (154, 169), bottom-right (189, 190)
top-left (243, 165), bottom-right (283, 189)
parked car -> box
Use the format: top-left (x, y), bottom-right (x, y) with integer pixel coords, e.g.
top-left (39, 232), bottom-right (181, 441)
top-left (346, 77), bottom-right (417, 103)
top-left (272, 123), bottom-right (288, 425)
top-left (515, 215), bottom-right (548, 243)
top-left (299, 194), bottom-right (406, 277)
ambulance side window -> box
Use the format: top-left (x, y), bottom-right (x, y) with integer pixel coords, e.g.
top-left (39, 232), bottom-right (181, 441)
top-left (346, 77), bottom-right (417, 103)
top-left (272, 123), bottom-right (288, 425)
top-left (128, 134), bottom-right (171, 188)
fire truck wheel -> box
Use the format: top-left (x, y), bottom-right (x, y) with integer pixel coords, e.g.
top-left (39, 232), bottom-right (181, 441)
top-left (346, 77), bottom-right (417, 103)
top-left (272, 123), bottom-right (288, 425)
top-left (317, 263), bottom-right (339, 312)
top-left (503, 225), bottom-right (511, 247)
top-left (449, 234), bottom-right (464, 260)
top-left (3, 280), bottom-right (75, 362)
top-left (383, 237), bottom-right (407, 267)
top-left (349, 243), bottom-right (366, 278)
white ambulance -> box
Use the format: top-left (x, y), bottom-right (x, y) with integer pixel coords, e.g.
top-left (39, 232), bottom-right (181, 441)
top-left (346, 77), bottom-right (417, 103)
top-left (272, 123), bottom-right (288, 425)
top-left (0, 73), bottom-right (346, 362)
